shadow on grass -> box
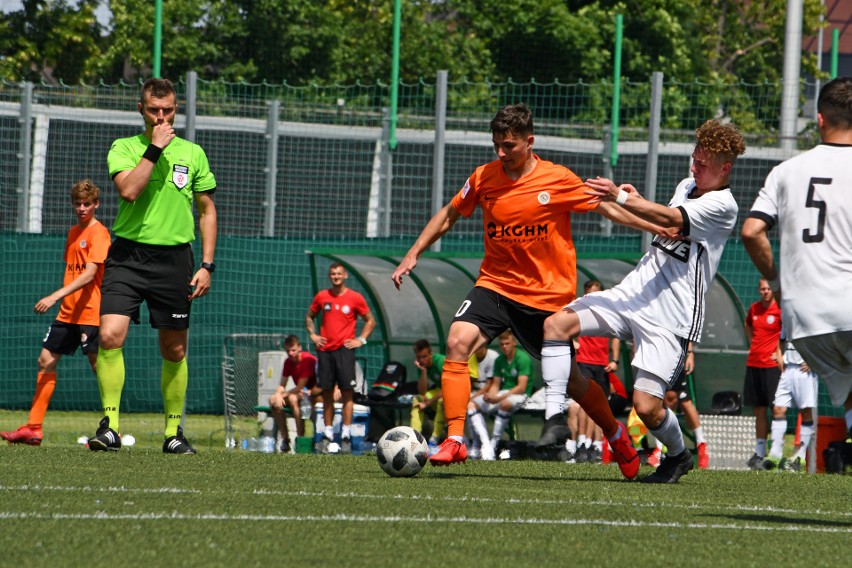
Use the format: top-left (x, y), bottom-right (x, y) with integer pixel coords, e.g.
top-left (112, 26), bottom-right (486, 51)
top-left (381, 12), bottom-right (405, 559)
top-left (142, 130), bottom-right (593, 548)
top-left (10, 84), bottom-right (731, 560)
top-left (425, 470), bottom-right (637, 483)
top-left (710, 513), bottom-right (852, 528)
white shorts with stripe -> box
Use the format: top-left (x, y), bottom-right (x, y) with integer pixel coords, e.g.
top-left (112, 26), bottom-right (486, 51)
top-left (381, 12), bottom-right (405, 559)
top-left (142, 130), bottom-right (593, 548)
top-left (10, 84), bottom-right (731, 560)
top-left (570, 291), bottom-right (689, 399)
top-left (774, 363), bottom-right (819, 410)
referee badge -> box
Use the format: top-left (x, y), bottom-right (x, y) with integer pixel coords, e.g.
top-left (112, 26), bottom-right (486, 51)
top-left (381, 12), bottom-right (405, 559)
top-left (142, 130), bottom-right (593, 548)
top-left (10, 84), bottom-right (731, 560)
top-left (172, 164), bottom-right (189, 189)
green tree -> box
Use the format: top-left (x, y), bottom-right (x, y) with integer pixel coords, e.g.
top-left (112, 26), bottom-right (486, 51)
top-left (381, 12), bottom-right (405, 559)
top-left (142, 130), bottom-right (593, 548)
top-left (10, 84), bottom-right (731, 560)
top-left (0, 0), bottom-right (103, 84)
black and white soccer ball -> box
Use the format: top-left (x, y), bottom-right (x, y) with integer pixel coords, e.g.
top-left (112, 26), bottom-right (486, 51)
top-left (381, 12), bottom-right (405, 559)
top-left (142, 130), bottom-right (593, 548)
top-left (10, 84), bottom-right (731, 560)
top-left (376, 426), bottom-right (429, 477)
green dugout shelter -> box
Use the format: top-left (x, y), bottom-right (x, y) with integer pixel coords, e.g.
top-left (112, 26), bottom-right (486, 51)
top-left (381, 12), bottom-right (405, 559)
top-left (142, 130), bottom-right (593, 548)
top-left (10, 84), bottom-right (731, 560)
top-left (308, 251), bottom-right (748, 413)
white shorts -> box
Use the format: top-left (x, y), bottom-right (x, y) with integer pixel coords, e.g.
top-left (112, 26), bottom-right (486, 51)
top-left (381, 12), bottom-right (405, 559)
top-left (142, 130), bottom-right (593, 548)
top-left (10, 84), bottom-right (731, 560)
top-left (472, 390), bottom-right (528, 415)
top-left (571, 292), bottom-right (688, 399)
top-left (793, 331), bottom-right (852, 407)
top-left (774, 364), bottom-right (819, 410)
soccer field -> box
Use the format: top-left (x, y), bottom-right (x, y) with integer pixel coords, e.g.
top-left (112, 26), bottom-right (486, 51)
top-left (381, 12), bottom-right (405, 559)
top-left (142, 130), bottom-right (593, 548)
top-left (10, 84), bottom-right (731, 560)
top-left (1, 411), bottom-right (849, 567)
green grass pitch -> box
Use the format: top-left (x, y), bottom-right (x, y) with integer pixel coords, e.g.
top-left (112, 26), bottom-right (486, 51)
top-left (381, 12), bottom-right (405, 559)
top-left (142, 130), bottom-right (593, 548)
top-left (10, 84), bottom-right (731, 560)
top-left (1, 411), bottom-right (849, 567)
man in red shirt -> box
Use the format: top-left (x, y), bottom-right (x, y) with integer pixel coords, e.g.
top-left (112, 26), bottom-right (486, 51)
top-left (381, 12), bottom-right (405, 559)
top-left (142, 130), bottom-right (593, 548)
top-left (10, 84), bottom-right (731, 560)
top-left (307, 263), bottom-right (375, 454)
top-left (268, 335), bottom-right (319, 452)
top-left (743, 278), bottom-right (783, 469)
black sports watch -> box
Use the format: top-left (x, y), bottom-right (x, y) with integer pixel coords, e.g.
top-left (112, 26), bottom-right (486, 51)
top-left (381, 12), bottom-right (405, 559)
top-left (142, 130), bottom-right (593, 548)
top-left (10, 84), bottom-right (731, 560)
top-left (200, 262), bottom-right (216, 274)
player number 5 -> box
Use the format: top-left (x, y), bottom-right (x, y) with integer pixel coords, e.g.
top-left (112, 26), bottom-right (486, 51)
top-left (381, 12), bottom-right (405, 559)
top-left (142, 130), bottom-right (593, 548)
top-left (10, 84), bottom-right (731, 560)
top-left (802, 177), bottom-right (832, 243)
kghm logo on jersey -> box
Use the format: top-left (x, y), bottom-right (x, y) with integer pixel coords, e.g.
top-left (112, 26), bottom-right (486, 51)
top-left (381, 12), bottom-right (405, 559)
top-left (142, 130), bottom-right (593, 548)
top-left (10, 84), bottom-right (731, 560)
top-left (651, 235), bottom-right (690, 262)
top-left (487, 221), bottom-right (548, 242)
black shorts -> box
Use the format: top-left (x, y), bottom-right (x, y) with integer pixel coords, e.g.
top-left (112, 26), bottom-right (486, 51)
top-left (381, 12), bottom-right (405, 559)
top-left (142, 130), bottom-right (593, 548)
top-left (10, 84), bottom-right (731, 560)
top-left (43, 321), bottom-right (99, 355)
top-left (452, 287), bottom-right (554, 359)
top-left (743, 366), bottom-right (781, 407)
top-left (317, 348), bottom-right (357, 391)
top-left (577, 362), bottom-right (609, 393)
top-left (100, 237), bottom-right (194, 329)
top-left (667, 371), bottom-right (692, 403)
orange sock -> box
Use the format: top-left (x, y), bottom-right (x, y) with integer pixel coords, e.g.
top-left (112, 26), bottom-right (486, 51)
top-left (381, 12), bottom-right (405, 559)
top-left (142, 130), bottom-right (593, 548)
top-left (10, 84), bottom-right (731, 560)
top-left (441, 360), bottom-right (472, 438)
top-left (577, 379), bottom-right (619, 439)
top-left (27, 372), bottom-right (57, 429)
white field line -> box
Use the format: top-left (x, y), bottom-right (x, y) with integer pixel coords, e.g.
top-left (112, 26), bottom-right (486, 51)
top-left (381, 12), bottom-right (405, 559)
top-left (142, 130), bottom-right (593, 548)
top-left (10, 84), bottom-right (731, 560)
top-left (1, 484), bottom-right (849, 521)
top-left (0, 511), bottom-right (849, 534)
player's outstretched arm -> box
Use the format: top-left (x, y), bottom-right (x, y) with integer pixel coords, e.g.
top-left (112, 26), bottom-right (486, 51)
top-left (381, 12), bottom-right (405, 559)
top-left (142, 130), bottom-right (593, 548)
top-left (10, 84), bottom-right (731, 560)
top-left (587, 177), bottom-right (683, 228)
top-left (391, 203), bottom-right (461, 289)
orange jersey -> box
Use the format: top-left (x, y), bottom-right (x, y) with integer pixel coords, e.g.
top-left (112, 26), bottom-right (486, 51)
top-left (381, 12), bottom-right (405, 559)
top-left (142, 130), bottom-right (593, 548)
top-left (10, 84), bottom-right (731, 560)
top-left (57, 221), bottom-right (111, 325)
top-left (450, 156), bottom-right (597, 311)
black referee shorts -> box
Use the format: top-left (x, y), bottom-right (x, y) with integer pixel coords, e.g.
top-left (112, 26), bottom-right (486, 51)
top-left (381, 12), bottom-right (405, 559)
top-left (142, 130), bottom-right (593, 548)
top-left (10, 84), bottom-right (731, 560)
top-left (100, 237), bottom-right (194, 329)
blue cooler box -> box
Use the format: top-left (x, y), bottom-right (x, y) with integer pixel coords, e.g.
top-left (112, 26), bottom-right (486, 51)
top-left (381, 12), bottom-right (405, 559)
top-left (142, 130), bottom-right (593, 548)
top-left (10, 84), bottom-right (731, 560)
top-left (313, 402), bottom-right (370, 455)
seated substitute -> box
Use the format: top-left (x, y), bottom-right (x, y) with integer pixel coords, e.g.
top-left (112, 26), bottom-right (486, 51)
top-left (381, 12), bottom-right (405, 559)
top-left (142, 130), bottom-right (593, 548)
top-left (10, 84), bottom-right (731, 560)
top-left (268, 335), bottom-right (320, 453)
top-left (467, 331), bottom-right (534, 460)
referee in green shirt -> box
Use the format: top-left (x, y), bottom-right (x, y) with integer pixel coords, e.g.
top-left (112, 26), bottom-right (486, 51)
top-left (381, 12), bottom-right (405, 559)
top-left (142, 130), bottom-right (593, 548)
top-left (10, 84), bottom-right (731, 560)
top-left (88, 78), bottom-right (218, 454)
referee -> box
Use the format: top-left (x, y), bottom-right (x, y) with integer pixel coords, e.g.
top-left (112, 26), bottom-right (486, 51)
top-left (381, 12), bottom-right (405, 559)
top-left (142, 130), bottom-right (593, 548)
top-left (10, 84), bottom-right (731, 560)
top-left (88, 78), bottom-right (218, 454)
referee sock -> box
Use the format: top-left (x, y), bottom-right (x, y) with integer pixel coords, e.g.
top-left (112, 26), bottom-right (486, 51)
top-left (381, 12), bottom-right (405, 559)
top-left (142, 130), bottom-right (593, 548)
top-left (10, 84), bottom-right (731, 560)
top-left (541, 340), bottom-right (572, 420)
top-left (162, 358), bottom-right (188, 439)
top-left (97, 347), bottom-right (125, 431)
top-left (441, 360), bottom-right (472, 438)
top-left (27, 372), bottom-right (57, 429)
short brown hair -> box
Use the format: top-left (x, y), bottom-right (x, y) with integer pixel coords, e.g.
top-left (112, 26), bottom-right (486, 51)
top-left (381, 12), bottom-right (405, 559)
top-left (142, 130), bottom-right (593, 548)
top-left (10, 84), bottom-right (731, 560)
top-left (695, 120), bottom-right (746, 164)
top-left (71, 179), bottom-right (100, 203)
top-left (413, 339), bottom-right (432, 352)
top-left (490, 103), bottom-right (534, 138)
top-left (284, 335), bottom-right (301, 349)
top-left (140, 77), bottom-right (176, 102)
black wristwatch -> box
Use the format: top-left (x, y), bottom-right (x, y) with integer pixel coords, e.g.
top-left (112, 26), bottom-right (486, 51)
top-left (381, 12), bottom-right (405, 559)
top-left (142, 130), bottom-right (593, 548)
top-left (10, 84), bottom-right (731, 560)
top-left (200, 262), bottom-right (216, 274)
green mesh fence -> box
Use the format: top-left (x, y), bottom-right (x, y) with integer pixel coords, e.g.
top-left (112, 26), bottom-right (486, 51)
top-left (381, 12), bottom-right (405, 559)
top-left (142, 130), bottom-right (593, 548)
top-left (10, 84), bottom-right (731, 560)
top-left (0, 76), bottom-right (843, 420)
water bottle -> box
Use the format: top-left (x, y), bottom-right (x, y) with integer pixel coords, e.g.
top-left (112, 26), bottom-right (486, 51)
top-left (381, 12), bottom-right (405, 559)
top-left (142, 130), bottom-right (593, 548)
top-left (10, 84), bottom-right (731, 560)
top-left (300, 387), bottom-right (312, 418)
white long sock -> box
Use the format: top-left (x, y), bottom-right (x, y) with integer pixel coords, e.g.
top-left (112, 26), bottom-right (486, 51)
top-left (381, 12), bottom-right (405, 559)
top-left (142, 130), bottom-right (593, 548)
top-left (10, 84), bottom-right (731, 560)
top-left (468, 411), bottom-right (490, 446)
top-left (693, 426), bottom-right (706, 445)
top-left (541, 341), bottom-right (572, 420)
top-left (648, 409), bottom-right (685, 456)
top-left (493, 411), bottom-right (511, 440)
top-left (769, 419), bottom-right (786, 459)
top-left (794, 421), bottom-right (814, 460)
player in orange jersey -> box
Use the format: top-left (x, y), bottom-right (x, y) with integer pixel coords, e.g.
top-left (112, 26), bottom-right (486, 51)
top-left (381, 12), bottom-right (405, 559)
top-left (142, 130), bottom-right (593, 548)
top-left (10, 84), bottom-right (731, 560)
top-left (2, 180), bottom-right (110, 445)
top-left (392, 103), bottom-right (669, 478)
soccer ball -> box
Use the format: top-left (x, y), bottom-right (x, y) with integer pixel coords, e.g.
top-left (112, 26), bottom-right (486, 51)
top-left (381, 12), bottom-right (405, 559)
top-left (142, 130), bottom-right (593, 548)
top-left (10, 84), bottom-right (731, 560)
top-left (376, 426), bottom-right (429, 477)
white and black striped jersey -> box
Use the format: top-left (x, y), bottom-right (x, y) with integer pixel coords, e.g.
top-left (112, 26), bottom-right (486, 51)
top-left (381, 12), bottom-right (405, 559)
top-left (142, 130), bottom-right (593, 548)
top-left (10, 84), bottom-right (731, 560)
top-left (610, 179), bottom-right (738, 342)
top-left (748, 144), bottom-right (852, 340)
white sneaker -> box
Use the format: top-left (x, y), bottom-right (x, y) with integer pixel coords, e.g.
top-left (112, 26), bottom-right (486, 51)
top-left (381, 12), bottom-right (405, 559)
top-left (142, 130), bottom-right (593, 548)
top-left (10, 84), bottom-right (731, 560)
top-left (480, 442), bottom-right (496, 461)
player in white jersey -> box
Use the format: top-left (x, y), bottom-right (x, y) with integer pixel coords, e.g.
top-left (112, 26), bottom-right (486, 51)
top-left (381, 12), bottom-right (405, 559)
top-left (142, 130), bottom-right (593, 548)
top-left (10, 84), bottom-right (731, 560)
top-left (742, 77), bottom-right (852, 441)
top-left (765, 337), bottom-right (818, 472)
top-left (541, 120), bottom-right (746, 483)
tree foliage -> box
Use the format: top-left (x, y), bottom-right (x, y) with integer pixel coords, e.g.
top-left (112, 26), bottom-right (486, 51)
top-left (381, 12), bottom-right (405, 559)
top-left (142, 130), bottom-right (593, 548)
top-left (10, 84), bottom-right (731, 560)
top-left (0, 0), bottom-right (102, 84)
top-left (0, 0), bottom-right (828, 90)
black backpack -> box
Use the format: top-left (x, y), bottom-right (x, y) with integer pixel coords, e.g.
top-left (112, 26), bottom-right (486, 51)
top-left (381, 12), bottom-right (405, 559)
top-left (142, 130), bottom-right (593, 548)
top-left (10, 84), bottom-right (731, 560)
top-left (367, 361), bottom-right (407, 402)
top-left (823, 440), bottom-right (852, 474)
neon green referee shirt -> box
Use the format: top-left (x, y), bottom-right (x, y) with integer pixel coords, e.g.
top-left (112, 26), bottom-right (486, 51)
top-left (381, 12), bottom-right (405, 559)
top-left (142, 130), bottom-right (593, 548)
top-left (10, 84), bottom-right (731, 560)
top-left (107, 134), bottom-right (216, 245)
